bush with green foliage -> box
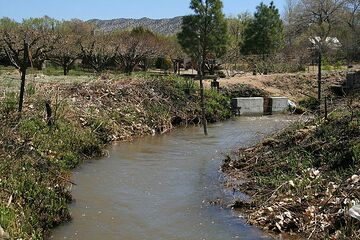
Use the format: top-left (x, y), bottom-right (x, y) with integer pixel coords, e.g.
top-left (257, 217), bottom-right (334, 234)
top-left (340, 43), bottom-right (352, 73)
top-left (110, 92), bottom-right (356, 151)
top-left (155, 57), bottom-right (172, 71)
top-left (0, 92), bottom-right (18, 113)
top-left (241, 1), bottom-right (284, 56)
top-left (299, 97), bottom-right (320, 111)
top-left (205, 90), bottom-right (231, 122)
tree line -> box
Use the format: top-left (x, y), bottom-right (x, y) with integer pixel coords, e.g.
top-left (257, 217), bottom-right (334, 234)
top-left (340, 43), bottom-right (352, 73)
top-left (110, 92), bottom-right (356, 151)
top-left (0, 16), bottom-right (184, 76)
top-left (230, 0), bottom-right (359, 60)
top-left (1, 1), bottom-right (359, 76)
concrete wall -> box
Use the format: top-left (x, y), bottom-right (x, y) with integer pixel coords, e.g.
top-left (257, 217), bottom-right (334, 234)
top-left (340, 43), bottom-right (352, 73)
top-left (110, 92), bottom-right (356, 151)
top-left (231, 97), bottom-right (290, 115)
top-left (270, 97), bottom-right (288, 113)
top-left (231, 97), bottom-right (264, 115)
top-left (331, 71), bottom-right (360, 95)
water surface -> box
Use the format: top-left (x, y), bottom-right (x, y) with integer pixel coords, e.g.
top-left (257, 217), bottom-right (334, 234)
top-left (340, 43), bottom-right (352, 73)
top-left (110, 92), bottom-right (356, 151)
top-left (51, 116), bottom-right (296, 240)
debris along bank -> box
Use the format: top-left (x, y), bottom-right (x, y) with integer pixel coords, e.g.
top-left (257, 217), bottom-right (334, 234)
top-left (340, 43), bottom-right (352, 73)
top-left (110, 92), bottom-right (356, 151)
top-left (222, 95), bottom-right (360, 239)
top-left (0, 74), bottom-right (232, 239)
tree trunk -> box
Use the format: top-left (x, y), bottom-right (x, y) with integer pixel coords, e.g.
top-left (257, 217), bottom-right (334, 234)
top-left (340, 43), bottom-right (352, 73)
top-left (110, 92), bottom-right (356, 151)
top-left (199, 77), bottom-right (208, 136)
top-left (200, 58), bottom-right (208, 136)
top-left (324, 96), bottom-right (328, 120)
top-left (125, 64), bottom-right (134, 75)
top-left (45, 100), bottom-right (53, 126)
top-left (143, 58), bottom-right (148, 71)
top-left (173, 61), bottom-right (177, 74)
top-left (36, 63), bottom-right (43, 70)
top-left (35, 58), bottom-right (46, 70)
top-left (18, 39), bottom-right (29, 113)
top-left (318, 50), bottom-right (322, 102)
top-left (63, 64), bottom-right (68, 76)
top-left (18, 68), bottom-right (26, 113)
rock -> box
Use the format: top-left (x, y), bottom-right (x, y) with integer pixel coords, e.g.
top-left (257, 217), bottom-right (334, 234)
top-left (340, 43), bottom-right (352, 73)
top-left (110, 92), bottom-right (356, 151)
top-left (349, 175), bottom-right (360, 184)
top-left (294, 129), bottom-right (311, 141)
top-left (228, 200), bottom-right (252, 209)
top-left (262, 138), bottom-right (280, 146)
top-left (349, 205), bottom-right (360, 221)
top-left (0, 225), bottom-right (10, 239)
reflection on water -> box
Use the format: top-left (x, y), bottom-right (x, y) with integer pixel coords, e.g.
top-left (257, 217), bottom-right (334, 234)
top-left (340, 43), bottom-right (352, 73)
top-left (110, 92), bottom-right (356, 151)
top-left (51, 116), bottom-right (296, 240)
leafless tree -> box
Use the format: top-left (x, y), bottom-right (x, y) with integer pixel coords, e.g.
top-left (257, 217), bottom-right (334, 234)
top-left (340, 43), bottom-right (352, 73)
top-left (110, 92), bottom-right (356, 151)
top-left (0, 17), bottom-right (58, 112)
top-left (284, 0), bottom-right (301, 47)
top-left (80, 32), bottom-right (116, 73)
top-left (222, 14), bottom-right (251, 73)
top-left (293, 0), bottom-right (347, 101)
top-left (163, 36), bottom-right (185, 74)
top-left (114, 27), bottom-right (163, 75)
top-left (341, 0), bottom-right (360, 62)
top-left (49, 20), bottom-right (89, 75)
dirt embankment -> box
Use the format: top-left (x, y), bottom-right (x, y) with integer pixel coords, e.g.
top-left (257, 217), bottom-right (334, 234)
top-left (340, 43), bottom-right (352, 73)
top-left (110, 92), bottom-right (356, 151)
top-left (222, 94), bottom-right (360, 239)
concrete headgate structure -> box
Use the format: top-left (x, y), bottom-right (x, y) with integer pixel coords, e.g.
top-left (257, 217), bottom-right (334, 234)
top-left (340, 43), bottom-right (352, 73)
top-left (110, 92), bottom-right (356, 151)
top-left (331, 71), bottom-right (360, 95)
top-left (231, 97), bottom-right (289, 116)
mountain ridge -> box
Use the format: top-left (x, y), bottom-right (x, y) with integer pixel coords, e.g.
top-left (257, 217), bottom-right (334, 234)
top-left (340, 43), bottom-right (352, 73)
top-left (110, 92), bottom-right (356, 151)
top-left (87, 16), bottom-right (183, 35)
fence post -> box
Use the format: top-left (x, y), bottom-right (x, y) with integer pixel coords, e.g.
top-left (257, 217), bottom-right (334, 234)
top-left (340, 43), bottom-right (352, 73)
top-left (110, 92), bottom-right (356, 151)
top-left (324, 96), bottom-right (328, 120)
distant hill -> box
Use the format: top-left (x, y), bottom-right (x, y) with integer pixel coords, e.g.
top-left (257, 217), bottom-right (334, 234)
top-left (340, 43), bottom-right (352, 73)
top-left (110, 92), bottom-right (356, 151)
top-left (87, 16), bottom-right (183, 35)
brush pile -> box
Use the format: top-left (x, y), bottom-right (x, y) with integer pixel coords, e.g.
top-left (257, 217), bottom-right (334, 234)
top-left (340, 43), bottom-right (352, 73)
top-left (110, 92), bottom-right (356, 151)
top-left (222, 94), bottom-right (360, 239)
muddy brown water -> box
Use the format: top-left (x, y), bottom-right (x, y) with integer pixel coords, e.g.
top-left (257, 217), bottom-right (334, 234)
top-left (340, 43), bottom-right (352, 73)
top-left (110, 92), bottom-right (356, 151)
top-left (51, 116), bottom-right (297, 240)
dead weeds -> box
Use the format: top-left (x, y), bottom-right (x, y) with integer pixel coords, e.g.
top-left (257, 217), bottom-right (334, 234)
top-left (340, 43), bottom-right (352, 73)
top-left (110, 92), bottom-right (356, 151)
top-left (222, 94), bottom-right (360, 239)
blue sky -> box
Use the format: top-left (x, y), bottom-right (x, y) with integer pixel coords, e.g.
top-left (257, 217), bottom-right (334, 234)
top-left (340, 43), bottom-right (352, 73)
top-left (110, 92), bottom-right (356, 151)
top-left (0, 0), bottom-right (286, 21)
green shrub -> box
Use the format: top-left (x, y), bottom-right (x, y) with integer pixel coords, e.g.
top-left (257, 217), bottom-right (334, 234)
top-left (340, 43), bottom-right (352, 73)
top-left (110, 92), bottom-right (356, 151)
top-left (155, 57), bottom-right (172, 71)
top-left (87, 117), bottom-right (115, 143)
top-left (321, 58), bottom-right (345, 71)
top-left (19, 118), bottom-right (103, 170)
top-left (19, 118), bottom-right (47, 140)
top-left (0, 155), bottom-right (71, 239)
top-left (0, 206), bottom-right (15, 229)
top-left (1, 92), bottom-right (18, 113)
top-left (352, 142), bottom-right (360, 163)
top-left (183, 78), bottom-right (196, 94)
top-left (59, 151), bottom-right (80, 169)
top-left (299, 97), bottom-right (320, 111)
top-left (205, 90), bottom-right (231, 122)
top-left (26, 84), bottom-right (36, 96)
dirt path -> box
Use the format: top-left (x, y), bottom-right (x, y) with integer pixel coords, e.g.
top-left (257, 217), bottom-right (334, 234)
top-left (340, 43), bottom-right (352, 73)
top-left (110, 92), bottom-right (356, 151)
top-left (205, 71), bottom-right (346, 102)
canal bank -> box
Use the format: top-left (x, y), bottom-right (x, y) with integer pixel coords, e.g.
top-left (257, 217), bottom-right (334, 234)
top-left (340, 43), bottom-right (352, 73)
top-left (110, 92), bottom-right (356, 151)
top-left (0, 74), bottom-right (233, 239)
top-left (222, 106), bottom-right (360, 239)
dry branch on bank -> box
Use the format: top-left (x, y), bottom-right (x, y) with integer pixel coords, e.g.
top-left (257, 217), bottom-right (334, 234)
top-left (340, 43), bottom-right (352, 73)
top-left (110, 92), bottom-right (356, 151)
top-left (222, 94), bottom-right (360, 239)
